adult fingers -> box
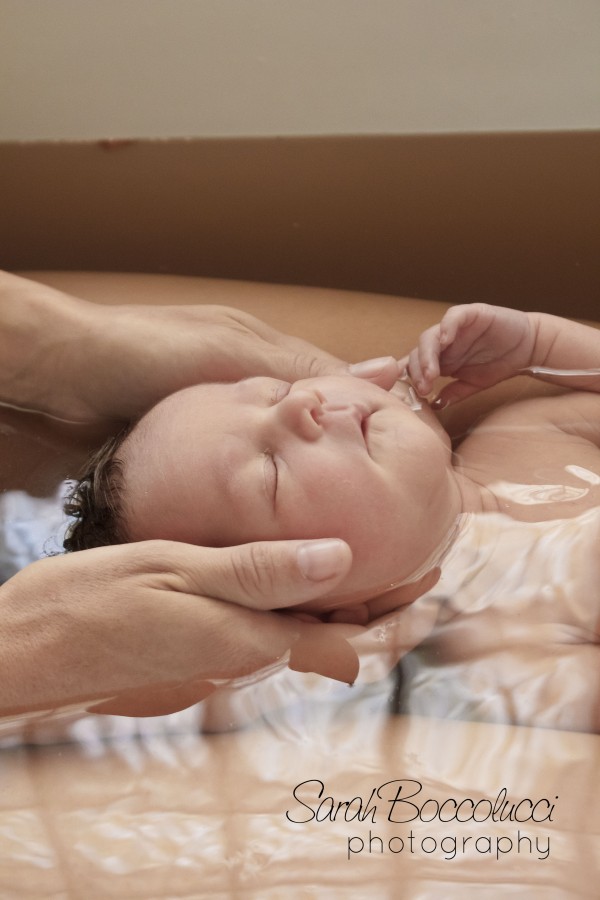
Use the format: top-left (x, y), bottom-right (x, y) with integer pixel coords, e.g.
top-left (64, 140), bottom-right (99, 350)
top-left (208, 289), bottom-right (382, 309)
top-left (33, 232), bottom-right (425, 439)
top-left (92, 612), bottom-right (363, 716)
top-left (257, 325), bottom-right (401, 388)
top-left (349, 594), bottom-right (440, 678)
top-left (288, 620), bottom-right (361, 684)
top-left (262, 342), bottom-right (402, 391)
top-left (88, 678), bottom-right (218, 717)
top-left (165, 538), bottom-right (362, 684)
top-left (160, 537), bottom-right (353, 610)
top-left (347, 356), bottom-right (403, 390)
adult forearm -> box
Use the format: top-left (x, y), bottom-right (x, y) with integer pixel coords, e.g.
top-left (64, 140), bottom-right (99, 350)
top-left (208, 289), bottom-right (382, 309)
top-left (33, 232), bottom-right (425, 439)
top-left (0, 270), bottom-right (402, 427)
top-left (0, 271), bottom-right (101, 420)
top-left (0, 576), bottom-right (110, 716)
top-left (0, 538), bottom-right (359, 720)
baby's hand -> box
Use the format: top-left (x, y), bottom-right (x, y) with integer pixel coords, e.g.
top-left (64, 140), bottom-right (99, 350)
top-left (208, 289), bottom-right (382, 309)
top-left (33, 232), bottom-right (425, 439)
top-left (401, 303), bottom-right (535, 407)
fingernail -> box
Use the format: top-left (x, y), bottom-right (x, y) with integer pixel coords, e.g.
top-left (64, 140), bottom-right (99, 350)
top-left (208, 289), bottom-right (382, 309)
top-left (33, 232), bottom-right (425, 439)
top-left (348, 356), bottom-right (394, 378)
top-left (297, 539), bottom-right (347, 581)
top-left (431, 396), bottom-right (449, 410)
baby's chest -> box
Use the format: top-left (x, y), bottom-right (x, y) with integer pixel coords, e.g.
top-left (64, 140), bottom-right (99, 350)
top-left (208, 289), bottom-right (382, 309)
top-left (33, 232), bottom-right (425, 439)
top-left (435, 511), bottom-right (600, 644)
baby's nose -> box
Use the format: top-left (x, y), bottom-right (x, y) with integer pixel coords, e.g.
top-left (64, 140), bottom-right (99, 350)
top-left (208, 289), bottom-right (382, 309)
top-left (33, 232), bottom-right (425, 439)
top-left (277, 388), bottom-right (325, 440)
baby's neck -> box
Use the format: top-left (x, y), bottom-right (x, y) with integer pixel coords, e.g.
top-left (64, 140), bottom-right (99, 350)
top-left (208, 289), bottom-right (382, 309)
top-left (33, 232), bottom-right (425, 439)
top-left (452, 467), bottom-right (503, 515)
top-left (361, 471), bottom-right (498, 619)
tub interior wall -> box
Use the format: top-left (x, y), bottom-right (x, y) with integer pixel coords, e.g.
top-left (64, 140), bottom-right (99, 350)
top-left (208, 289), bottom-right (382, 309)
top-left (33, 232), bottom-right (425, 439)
top-left (1, 131), bottom-right (599, 319)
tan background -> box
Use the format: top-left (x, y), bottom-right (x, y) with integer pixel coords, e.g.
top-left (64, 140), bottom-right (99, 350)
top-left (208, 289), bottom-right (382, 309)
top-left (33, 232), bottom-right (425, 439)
top-left (1, 2), bottom-right (598, 317)
top-left (2, 132), bottom-right (598, 318)
top-left (1, 0), bottom-right (599, 140)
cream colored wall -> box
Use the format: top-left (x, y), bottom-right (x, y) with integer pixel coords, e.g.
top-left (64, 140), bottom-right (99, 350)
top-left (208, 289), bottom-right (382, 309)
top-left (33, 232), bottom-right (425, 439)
top-left (1, 0), bottom-right (599, 140)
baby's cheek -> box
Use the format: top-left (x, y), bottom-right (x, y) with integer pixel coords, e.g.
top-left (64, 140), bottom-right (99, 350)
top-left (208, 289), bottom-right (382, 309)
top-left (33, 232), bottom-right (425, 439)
top-left (284, 456), bottom-right (387, 544)
top-left (310, 478), bottom-right (369, 536)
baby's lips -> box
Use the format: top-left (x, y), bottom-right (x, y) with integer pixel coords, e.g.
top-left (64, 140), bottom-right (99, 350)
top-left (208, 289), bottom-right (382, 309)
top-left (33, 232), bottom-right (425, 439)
top-left (289, 625), bottom-right (361, 684)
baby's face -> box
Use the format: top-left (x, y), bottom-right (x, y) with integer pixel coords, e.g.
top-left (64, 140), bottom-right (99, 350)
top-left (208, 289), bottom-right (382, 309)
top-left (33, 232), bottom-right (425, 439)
top-left (122, 376), bottom-right (458, 607)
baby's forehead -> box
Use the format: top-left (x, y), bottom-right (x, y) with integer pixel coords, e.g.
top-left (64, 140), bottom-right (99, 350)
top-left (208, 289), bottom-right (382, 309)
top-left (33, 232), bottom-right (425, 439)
top-left (121, 382), bottom-right (242, 500)
top-left (154, 376), bottom-right (297, 422)
top-left (132, 377), bottom-right (280, 446)
top-left (146, 381), bottom-right (242, 424)
top-left (162, 377), bottom-right (282, 408)
top-left (120, 377), bottom-right (293, 531)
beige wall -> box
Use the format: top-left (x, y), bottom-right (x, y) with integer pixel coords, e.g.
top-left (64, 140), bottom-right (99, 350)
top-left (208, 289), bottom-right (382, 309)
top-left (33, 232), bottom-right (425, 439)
top-left (1, 0), bottom-right (599, 140)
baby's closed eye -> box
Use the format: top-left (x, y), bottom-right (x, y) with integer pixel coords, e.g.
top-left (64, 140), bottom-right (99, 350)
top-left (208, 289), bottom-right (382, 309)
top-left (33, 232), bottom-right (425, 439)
top-left (263, 449), bottom-right (279, 504)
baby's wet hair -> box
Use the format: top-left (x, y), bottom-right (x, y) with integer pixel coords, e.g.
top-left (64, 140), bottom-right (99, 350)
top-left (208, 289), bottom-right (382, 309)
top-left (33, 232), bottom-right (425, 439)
top-left (63, 425), bottom-right (133, 552)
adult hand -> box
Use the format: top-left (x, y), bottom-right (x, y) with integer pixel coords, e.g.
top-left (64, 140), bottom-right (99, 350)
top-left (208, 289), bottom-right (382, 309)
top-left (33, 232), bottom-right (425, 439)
top-left (0, 537), bottom-right (363, 718)
top-left (0, 271), bottom-right (402, 425)
top-left (82, 302), bottom-right (404, 422)
top-left (348, 571), bottom-right (442, 683)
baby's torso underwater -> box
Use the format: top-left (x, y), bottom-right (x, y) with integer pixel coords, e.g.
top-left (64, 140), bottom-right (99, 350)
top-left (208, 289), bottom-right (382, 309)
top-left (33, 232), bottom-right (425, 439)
top-left (401, 507), bottom-right (600, 732)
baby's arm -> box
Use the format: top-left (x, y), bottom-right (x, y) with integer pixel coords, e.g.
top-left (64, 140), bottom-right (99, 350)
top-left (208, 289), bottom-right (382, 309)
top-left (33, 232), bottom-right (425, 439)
top-left (403, 303), bottom-right (600, 407)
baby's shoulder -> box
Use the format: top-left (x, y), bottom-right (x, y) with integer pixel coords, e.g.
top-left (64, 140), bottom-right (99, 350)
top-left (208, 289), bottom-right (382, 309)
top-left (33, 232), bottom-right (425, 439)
top-left (465, 390), bottom-right (600, 446)
top-left (455, 392), bottom-right (600, 516)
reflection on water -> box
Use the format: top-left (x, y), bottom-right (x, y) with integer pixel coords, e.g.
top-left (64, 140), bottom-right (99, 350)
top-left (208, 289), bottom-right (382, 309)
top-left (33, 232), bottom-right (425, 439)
top-left (486, 479), bottom-right (590, 505)
top-left (1, 393), bottom-right (600, 736)
top-left (3, 482), bottom-right (598, 735)
top-left (395, 508), bottom-right (600, 733)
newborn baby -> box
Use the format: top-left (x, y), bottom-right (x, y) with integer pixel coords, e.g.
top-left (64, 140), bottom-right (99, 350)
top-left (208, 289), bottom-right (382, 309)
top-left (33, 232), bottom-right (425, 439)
top-left (65, 303), bottom-right (600, 617)
top-left (65, 303), bottom-right (600, 729)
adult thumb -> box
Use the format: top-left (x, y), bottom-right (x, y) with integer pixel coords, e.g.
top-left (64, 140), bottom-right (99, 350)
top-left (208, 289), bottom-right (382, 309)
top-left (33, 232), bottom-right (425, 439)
top-left (266, 345), bottom-right (401, 392)
top-left (170, 538), bottom-right (353, 611)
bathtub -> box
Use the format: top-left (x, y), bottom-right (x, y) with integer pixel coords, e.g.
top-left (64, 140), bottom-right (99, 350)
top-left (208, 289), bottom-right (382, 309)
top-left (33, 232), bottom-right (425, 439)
top-left (0, 272), bottom-right (598, 898)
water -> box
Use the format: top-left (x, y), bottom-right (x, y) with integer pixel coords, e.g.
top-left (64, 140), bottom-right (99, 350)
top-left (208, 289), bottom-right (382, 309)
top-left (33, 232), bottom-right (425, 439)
top-left (2, 378), bottom-right (600, 732)
top-left (1, 376), bottom-right (600, 896)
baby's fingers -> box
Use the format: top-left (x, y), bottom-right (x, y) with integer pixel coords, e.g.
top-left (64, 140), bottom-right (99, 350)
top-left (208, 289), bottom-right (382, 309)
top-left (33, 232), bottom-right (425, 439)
top-left (437, 304), bottom-right (475, 348)
top-left (406, 325), bottom-right (443, 396)
top-left (431, 378), bottom-right (486, 410)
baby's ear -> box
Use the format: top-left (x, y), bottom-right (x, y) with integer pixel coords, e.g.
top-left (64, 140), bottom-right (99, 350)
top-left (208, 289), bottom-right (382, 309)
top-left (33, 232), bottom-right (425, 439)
top-left (366, 567), bottom-right (441, 620)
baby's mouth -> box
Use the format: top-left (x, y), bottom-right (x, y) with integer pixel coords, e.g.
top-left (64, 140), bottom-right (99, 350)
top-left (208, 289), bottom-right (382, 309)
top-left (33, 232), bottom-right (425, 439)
top-left (360, 412), bottom-right (374, 455)
top-left (360, 413), bottom-right (371, 442)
